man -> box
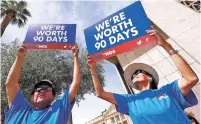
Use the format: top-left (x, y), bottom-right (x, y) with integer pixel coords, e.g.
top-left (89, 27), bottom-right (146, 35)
top-left (87, 30), bottom-right (199, 124)
top-left (5, 44), bottom-right (81, 124)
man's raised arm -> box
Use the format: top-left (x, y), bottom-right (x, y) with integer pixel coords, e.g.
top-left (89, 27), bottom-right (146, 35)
top-left (6, 45), bottom-right (27, 107)
top-left (69, 44), bottom-right (81, 103)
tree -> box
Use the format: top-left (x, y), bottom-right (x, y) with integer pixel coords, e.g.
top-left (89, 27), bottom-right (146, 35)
top-left (1, 0), bottom-right (31, 37)
top-left (1, 39), bottom-right (105, 123)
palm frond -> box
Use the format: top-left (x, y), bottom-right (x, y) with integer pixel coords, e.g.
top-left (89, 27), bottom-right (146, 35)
top-left (1, 1), bottom-right (10, 11)
top-left (1, 6), bottom-right (6, 11)
top-left (1, 0), bottom-right (31, 28)
top-left (0, 10), bottom-right (7, 18)
top-left (1, 0), bottom-right (8, 5)
top-left (15, 1), bottom-right (27, 13)
top-left (18, 13), bottom-right (27, 23)
top-left (6, 1), bottom-right (16, 10)
top-left (22, 8), bottom-right (31, 17)
top-left (17, 1), bottom-right (28, 9)
top-left (17, 19), bottom-right (25, 28)
top-left (1, 1), bottom-right (8, 6)
top-left (11, 18), bottom-right (18, 25)
top-left (9, 1), bottom-right (17, 9)
top-left (1, 7), bottom-right (7, 17)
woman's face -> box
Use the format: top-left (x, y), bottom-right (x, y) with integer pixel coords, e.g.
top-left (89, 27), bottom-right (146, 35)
top-left (131, 72), bottom-right (151, 90)
top-left (190, 118), bottom-right (197, 124)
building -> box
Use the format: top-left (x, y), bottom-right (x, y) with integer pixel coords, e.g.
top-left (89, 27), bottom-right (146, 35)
top-left (85, 104), bottom-right (132, 124)
top-left (105, 0), bottom-right (200, 123)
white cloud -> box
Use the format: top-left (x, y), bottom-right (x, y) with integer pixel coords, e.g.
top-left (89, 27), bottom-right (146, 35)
top-left (96, 1), bottom-right (133, 17)
top-left (46, 2), bottom-right (62, 19)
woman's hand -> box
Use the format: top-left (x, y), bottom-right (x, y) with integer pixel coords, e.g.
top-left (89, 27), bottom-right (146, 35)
top-left (146, 30), bottom-right (171, 48)
top-left (87, 56), bottom-right (96, 72)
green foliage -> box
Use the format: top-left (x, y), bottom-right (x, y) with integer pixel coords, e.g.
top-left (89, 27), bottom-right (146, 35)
top-left (1, 0), bottom-right (31, 27)
top-left (1, 39), bottom-right (105, 123)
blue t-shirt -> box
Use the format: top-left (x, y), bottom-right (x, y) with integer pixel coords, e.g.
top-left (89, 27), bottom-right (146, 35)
top-left (5, 88), bottom-right (75, 124)
top-left (114, 80), bottom-right (198, 124)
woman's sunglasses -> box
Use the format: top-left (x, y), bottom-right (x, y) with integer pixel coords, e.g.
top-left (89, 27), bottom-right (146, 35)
top-left (131, 70), bottom-right (152, 80)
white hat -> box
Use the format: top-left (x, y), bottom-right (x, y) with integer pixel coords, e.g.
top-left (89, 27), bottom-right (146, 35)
top-left (124, 63), bottom-right (159, 88)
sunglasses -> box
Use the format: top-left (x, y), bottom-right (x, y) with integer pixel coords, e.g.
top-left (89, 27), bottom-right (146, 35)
top-left (131, 70), bottom-right (152, 80)
top-left (35, 87), bottom-right (52, 93)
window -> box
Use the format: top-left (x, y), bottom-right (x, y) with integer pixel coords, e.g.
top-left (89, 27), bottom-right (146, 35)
top-left (106, 119), bottom-right (110, 124)
top-left (115, 115), bottom-right (120, 122)
top-left (176, 0), bottom-right (200, 13)
top-left (120, 113), bottom-right (125, 120)
top-left (111, 117), bottom-right (115, 123)
top-left (123, 121), bottom-right (128, 124)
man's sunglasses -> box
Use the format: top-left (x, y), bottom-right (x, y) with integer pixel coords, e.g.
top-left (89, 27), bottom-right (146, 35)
top-left (131, 70), bottom-right (152, 80)
top-left (35, 87), bottom-right (52, 93)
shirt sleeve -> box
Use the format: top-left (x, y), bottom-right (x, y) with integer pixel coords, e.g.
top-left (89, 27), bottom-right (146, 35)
top-left (4, 90), bottom-right (31, 123)
top-left (58, 88), bottom-right (75, 114)
top-left (113, 93), bottom-right (130, 115)
top-left (162, 79), bottom-right (198, 109)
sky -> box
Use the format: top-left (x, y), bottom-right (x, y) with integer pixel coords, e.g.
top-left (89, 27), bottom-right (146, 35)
top-left (1, 1), bottom-right (134, 124)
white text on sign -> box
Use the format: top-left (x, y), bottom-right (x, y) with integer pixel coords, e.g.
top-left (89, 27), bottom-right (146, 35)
top-left (34, 25), bottom-right (68, 43)
top-left (37, 45), bottom-right (48, 49)
top-left (94, 12), bottom-right (139, 50)
top-left (102, 49), bottom-right (116, 56)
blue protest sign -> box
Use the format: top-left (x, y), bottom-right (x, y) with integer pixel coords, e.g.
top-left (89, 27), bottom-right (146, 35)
top-left (84, 1), bottom-right (157, 61)
top-left (24, 24), bottom-right (76, 50)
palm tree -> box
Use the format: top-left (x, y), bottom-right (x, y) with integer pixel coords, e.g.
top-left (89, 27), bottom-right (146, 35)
top-left (1, 0), bottom-right (31, 37)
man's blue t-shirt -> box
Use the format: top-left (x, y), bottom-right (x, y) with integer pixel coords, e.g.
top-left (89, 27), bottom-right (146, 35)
top-left (114, 80), bottom-right (198, 124)
top-left (5, 89), bottom-right (75, 124)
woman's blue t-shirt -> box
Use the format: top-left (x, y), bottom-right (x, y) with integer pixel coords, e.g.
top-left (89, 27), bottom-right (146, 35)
top-left (114, 80), bottom-right (198, 124)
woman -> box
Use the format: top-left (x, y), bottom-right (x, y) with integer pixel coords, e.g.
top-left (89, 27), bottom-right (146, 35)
top-left (186, 112), bottom-right (200, 124)
top-left (87, 30), bottom-right (199, 124)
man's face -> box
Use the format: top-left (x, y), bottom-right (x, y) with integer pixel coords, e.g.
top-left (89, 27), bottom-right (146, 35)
top-left (32, 85), bottom-right (54, 107)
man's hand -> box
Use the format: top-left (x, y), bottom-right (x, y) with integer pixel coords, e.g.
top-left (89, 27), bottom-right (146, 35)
top-left (72, 44), bottom-right (79, 57)
top-left (17, 45), bottom-right (28, 57)
top-left (69, 43), bottom-right (81, 103)
top-left (6, 44), bottom-right (27, 107)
